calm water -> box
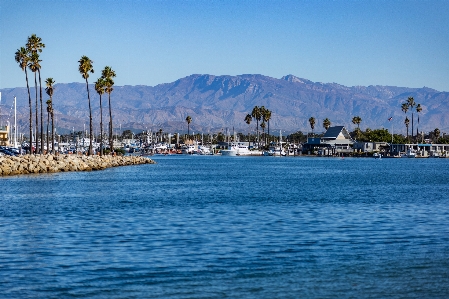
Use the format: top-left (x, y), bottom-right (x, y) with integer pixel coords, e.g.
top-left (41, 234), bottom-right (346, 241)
top-left (1, 156), bottom-right (449, 298)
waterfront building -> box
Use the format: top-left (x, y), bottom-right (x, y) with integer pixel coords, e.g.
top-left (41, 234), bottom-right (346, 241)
top-left (302, 126), bottom-right (354, 155)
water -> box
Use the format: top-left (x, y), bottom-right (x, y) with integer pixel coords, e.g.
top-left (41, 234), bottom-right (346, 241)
top-left (1, 156), bottom-right (449, 298)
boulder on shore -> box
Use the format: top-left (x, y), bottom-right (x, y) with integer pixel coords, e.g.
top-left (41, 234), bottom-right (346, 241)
top-left (0, 154), bottom-right (155, 177)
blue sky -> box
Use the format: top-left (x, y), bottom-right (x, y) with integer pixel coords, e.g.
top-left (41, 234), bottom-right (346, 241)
top-left (1, 0), bottom-right (448, 91)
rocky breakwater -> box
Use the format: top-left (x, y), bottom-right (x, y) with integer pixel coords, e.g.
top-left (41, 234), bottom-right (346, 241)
top-left (0, 154), bottom-right (155, 176)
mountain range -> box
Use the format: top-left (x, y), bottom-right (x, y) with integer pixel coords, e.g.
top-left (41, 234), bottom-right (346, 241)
top-left (1, 74), bottom-right (448, 136)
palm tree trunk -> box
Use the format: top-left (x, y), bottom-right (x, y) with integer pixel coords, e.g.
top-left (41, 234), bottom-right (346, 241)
top-left (411, 112), bottom-right (414, 140)
top-left (46, 110), bottom-right (50, 154)
top-left (39, 69), bottom-right (44, 154)
top-left (100, 94), bottom-right (103, 156)
top-left (25, 69), bottom-right (33, 155)
top-left (108, 93), bottom-right (113, 153)
top-left (51, 110), bottom-right (55, 154)
top-left (34, 72), bottom-right (39, 154)
top-left (85, 78), bottom-right (93, 155)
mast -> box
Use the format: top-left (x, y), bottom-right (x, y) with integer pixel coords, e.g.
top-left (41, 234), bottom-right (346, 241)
top-left (14, 96), bottom-right (17, 148)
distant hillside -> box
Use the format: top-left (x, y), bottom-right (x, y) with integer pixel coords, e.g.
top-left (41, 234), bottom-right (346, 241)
top-left (1, 74), bottom-right (448, 135)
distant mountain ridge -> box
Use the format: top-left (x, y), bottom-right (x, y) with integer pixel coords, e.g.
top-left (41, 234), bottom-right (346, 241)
top-left (1, 74), bottom-right (448, 135)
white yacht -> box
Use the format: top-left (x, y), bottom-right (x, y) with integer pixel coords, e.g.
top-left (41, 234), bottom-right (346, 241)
top-left (401, 148), bottom-right (416, 158)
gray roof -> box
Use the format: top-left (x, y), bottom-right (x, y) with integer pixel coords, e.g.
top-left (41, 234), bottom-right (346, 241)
top-left (322, 126), bottom-right (346, 139)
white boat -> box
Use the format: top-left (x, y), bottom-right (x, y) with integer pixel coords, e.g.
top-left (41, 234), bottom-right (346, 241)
top-left (265, 146), bottom-right (286, 156)
top-left (401, 148), bottom-right (416, 158)
top-left (373, 152), bottom-right (382, 159)
top-left (198, 145), bottom-right (212, 155)
top-left (181, 144), bottom-right (196, 154)
top-left (220, 143), bottom-right (238, 156)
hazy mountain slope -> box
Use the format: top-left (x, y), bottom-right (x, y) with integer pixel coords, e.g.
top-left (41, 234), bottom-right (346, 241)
top-left (1, 74), bottom-right (448, 135)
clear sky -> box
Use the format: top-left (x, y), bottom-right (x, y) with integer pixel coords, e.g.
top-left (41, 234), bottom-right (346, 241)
top-left (1, 0), bottom-right (448, 91)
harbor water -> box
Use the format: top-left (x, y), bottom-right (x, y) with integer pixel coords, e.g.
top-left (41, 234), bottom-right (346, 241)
top-left (1, 155), bottom-right (449, 298)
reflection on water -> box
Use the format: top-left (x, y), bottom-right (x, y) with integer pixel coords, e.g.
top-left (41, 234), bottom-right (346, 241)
top-left (1, 156), bottom-right (449, 298)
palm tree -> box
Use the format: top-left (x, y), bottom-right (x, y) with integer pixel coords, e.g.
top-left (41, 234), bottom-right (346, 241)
top-left (434, 128), bottom-right (440, 142)
top-left (95, 77), bottom-right (106, 156)
top-left (352, 116), bottom-right (362, 140)
top-left (401, 102), bottom-right (409, 114)
top-left (262, 108), bottom-right (272, 144)
top-left (251, 106), bottom-right (262, 146)
top-left (45, 78), bottom-right (55, 153)
top-left (416, 103), bottom-right (422, 139)
top-left (186, 115), bottom-right (192, 136)
top-left (15, 47), bottom-right (33, 154)
top-left (244, 113), bottom-right (252, 144)
top-left (78, 56), bottom-right (94, 155)
top-left (323, 118), bottom-right (331, 130)
top-left (401, 102), bottom-right (409, 138)
top-left (407, 97), bottom-right (416, 139)
top-left (308, 117), bottom-right (316, 136)
top-left (101, 66), bottom-right (116, 153)
top-left (260, 121), bottom-right (266, 145)
top-left (46, 100), bottom-right (51, 154)
top-left (27, 34), bottom-right (45, 154)
top-left (28, 52), bottom-right (40, 153)
top-left (404, 116), bottom-right (410, 141)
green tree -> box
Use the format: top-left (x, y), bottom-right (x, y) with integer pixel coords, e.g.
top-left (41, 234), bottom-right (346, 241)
top-left (244, 113), bottom-right (252, 146)
top-left (352, 116), bottom-right (362, 139)
top-left (28, 52), bottom-right (41, 153)
top-left (45, 78), bottom-right (55, 154)
top-left (323, 118), bottom-right (331, 130)
top-left (262, 107), bottom-right (272, 143)
top-left (416, 103), bottom-right (422, 140)
top-left (251, 106), bottom-right (262, 147)
top-left (46, 99), bottom-right (51, 153)
top-left (95, 77), bottom-right (106, 156)
top-left (433, 128), bottom-right (440, 142)
top-left (404, 116), bottom-right (410, 141)
top-left (101, 66), bottom-right (116, 153)
top-left (309, 117), bottom-right (316, 135)
top-left (15, 47), bottom-right (33, 154)
top-left (78, 56), bottom-right (94, 155)
top-left (407, 97), bottom-right (416, 139)
top-left (27, 34), bottom-right (45, 153)
top-left (186, 116), bottom-right (192, 136)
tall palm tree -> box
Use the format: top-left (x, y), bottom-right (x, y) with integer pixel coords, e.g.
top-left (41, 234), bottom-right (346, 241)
top-left (401, 102), bottom-right (409, 138)
top-left (323, 118), bottom-right (331, 130)
top-left (46, 100), bottom-right (51, 153)
top-left (244, 113), bottom-right (252, 144)
top-left (434, 128), bottom-right (440, 142)
top-left (262, 108), bottom-right (272, 144)
top-left (15, 47), bottom-right (33, 154)
top-left (45, 78), bottom-right (55, 153)
top-left (101, 66), bottom-right (116, 153)
top-left (251, 106), bottom-right (262, 147)
top-left (416, 103), bottom-right (422, 138)
top-left (404, 116), bottom-right (410, 142)
top-left (28, 52), bottom-right (40, 153)
top-left (407, 97), bottom-right (416, 139)
top-left (95, 77), bottom-right (106, 156)
top-left (352, 116), bottom-right (362, 140)
top-left (27, 34), bottom-right (45, 153)
top-left (309, 117), bottom-right (316, 135)
top-left (78, 56), bottom-right (94, 155)
top-left (186, 116), bottom-right (192, 136)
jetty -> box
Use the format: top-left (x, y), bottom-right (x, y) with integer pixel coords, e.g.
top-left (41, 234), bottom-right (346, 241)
top-left (0, 154), bottom-right (155, 176)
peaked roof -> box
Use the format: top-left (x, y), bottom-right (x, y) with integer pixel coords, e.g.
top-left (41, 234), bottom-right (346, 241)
top-left (322, 126), bottom-right (352, 140)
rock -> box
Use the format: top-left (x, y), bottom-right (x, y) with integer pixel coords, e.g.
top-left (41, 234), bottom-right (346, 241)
top-left (0, 154), bottom-right (155, 177)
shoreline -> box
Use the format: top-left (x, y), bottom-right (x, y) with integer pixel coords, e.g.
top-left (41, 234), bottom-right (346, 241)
top-left (0, 154), bottom-right (155, 177)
